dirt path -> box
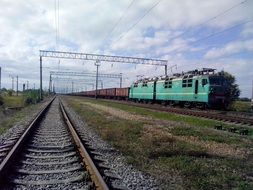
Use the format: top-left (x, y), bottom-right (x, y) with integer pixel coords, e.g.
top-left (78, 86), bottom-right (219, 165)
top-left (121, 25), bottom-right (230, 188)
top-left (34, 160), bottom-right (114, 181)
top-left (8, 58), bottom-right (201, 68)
top-left (81, 102), bottom-right (150, 121)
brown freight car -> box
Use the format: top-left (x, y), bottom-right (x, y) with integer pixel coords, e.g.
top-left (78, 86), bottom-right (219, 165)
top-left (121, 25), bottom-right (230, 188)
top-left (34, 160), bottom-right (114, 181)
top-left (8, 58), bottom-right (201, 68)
top-left (98, 89), bottom-right (107, 97)
top-left (116, 87), bottom-right (129, 99)
top-left (86, 90), bottom-right (95, 97)
top-left (106, 88), bottom-right (116, 98)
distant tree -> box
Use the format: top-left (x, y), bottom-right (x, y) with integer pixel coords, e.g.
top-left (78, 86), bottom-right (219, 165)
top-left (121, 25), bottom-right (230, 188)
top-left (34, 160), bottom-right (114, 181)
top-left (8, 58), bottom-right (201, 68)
top-left (218, 71), bottom-right (240, 105)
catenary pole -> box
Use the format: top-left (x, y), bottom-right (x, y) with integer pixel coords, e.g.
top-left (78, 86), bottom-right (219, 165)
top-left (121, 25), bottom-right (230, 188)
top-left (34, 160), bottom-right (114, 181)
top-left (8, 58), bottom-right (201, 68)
top-left (40, 56), bottom-right (43, 100)
top-left (16, 75), bottom-right (18, 96)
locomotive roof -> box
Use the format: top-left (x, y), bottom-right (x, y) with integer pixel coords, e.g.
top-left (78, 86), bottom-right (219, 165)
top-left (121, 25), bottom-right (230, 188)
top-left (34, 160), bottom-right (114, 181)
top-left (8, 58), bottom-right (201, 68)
top-left (134, 68), bottom-right (218, 83)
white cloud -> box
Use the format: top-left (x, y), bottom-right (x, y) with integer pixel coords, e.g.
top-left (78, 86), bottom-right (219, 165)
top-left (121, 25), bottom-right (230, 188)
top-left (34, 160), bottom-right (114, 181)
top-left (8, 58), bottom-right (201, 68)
top-left (241, 21), bottom-right (253, 37)
top-left (204, 39), bottom-right (253, 59)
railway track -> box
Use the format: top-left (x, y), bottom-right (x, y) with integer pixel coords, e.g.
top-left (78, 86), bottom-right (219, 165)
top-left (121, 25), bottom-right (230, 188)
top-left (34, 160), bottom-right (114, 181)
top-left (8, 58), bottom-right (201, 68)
top-left (89, 98), bottom-right (253, 126)
top-left (0, 97), bottom-right (120, 189)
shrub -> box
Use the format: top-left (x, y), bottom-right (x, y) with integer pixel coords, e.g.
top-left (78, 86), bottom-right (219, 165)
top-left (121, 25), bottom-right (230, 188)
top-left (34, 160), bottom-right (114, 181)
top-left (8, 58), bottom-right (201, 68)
top-left (24, 97), bottom-right (34, 105)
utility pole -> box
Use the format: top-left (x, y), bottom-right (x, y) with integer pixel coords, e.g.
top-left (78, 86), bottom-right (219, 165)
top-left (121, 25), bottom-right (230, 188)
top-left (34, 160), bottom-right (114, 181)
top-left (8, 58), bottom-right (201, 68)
top-left (12, 77), bottom-right (14, 91)
top-left (120, 73), bottom-right (122, 88)
top-left (71, 81), bottom-right (74, 93)
top-left (49, 74), bottom-right (52, 93)
top-left (27, 81), bottom-right (29, 90)
top-left (95, 60), bottom-right (100, 99)
top-left (16, 75), bottom-right (18, 96)
top-left (40, 56), bottom-right (43, 100)
top-left (23, 83), bottom-right (26, 92)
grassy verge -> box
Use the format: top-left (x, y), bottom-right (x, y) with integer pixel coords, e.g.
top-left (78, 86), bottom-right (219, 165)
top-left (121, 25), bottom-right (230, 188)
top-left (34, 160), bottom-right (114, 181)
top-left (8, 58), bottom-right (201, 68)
top-left (231, 101), bottom-right (252, 112)
top-left (2, 96), bottom-right (25, 107)
top-left (65, 96), bottom-right (253, 189)
top-left (71, 97), bottom-right (253, 139)
top-left (0, 108), bottom-right (27, 134)
top-left (0, 97), bottom-right (47, 135)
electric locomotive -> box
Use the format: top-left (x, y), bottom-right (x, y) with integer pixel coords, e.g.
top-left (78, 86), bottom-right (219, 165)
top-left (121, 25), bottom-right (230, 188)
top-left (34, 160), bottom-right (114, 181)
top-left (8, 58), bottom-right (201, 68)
top-left (129, 68), bottom-right (229, 109)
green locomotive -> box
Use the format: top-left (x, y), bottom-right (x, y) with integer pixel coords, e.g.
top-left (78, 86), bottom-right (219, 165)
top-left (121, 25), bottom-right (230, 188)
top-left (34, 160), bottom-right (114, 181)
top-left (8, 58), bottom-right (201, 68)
top-left (129, 68), bottom-right (228, 108)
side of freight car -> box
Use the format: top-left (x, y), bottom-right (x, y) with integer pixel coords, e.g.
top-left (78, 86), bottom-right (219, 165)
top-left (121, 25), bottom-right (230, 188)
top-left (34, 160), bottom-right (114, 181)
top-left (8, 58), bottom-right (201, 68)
top-left (86, 90), bottom-right (95, 97)
top-left (106, 88), bottom-right (116, 98)
top-left (115, 87), bottom-right (129, 100)
top-left (98, 89), bottom-right (107, 97)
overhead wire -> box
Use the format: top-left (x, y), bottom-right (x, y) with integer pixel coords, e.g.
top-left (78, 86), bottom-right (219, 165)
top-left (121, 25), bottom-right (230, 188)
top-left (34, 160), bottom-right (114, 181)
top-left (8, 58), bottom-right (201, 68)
top-left (54, 0), bottom-right (58, 49)
top-left (109, 0), bottom-right (248, 55)
top-left (58, 0), bottom-right (60, 47)
top-left (168, 19), bottom-right (253, 54)
top-left (191, 19), bottom-right (253, 46)
top-left (163, 0), bottom-right (250, 55)
top-left (57, 0), bottom-right (60, 70)
top-left (174, 0), bottom-right (248, 40)
top-left (165, 18), bottom-right (253, 72)
top-left (113, 0), bottom-right (164, 43)
top-left (54, 0), bottom-right (60, 48)
top-left (102, 0), bottom-right (136, 45)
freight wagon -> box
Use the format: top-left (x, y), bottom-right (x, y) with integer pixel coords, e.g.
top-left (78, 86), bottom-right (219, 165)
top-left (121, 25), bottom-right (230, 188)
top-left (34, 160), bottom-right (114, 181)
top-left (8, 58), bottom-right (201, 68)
top-left (116, 87), bottom-right (129, 100)
top-left (78, 88), bottom-right (129, 100)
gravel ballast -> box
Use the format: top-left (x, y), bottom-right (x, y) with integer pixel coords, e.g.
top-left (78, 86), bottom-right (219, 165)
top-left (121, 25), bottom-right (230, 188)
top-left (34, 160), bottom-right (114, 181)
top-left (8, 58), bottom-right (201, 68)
top-left (62, 98), bottom-right (159, 190)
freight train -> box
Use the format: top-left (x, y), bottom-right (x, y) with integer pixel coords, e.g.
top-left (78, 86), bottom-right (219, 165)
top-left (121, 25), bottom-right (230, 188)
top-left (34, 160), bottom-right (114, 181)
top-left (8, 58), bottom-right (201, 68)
top-left (74, 68), bottom-right (229, 109)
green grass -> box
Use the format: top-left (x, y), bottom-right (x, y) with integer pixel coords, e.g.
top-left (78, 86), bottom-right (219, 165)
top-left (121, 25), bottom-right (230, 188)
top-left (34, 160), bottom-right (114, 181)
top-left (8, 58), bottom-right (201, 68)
top-left (2, 96), bottom-right (25, 107)
top-left (65, 97), bottom-right (253, 190)
top-left (231, 101), bottom-right (252, 112)
top-left (0, 109), bottom-right (27, 134)
top-left (157, 156), bottom-right (252, 190)
top-left (1, 90), bottom-right (40, 108)
top-left (0, 96), bottom-right (44, 135)
top-left (72, 97), bottom-right (253, 139)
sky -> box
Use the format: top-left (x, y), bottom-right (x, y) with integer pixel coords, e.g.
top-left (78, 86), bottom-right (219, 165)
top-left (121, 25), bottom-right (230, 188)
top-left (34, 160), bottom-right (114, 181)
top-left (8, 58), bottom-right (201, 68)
top-left (0, 0), bottom-right (253, 97)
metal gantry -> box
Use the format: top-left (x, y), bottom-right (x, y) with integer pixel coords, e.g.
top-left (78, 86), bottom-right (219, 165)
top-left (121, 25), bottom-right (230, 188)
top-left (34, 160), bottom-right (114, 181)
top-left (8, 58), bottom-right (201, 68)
top-left (39, 50), bottom-right (168, 99)
top-left (49, 71), bottom-right (122, 78)
top-left (53, 80), bottom-right (95, 93)
top-left (40, 50), bottom-right (167, 66)
top-left (51, 77), bottom-right (103, 92)
top-left (49, 71), bottom-right (114, 93)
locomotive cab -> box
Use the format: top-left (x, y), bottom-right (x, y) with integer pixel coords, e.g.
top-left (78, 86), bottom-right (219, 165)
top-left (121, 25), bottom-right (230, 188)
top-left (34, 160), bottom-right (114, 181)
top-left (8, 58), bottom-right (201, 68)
top-left (208, 76), bottom-right (228, 108)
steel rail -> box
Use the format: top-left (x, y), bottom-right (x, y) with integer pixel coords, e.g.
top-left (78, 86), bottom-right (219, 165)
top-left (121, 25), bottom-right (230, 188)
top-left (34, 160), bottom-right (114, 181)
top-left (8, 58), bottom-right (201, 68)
top-left (131, 102), bottom-right (253, 125)
top-left (59, 99), bottom-right (109, 190)
top-left (0, 96), bottom-right (56, 186)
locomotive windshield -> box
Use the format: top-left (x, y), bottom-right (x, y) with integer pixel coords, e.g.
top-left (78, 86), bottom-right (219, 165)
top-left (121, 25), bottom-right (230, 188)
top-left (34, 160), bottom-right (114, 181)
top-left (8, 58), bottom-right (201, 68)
top-left (209, 77), bottom-right (223, 86)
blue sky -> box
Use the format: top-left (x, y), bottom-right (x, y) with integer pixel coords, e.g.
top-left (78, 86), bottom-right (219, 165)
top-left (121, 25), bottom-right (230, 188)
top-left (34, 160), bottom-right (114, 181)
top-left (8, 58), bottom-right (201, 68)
top-left (0, 0), bottom-right (252, 97)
